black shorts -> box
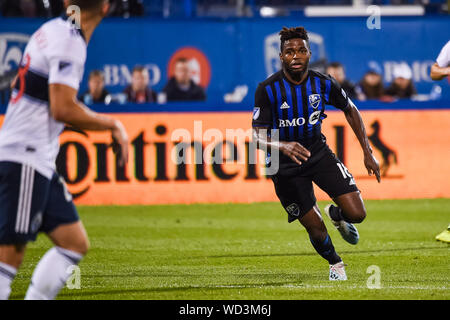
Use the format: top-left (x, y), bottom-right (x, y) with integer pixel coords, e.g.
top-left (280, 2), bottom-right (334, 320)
top-left (0, 161), bottom-right (79, 244)
top-left (271, 143), bottom-right (359, 223)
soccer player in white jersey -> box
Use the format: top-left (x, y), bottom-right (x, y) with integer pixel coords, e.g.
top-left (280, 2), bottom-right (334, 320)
top-left (430, 40), bottom-right (450, 243)
top-left (430, 40), bottom-right (450, 81)
top-left (0, 0), bottom-right (128, 299)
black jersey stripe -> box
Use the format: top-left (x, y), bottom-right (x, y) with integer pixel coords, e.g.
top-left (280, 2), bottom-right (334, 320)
top-left (300, 82), bottom-right (309, 144)
top-left (318, 77), bottom-right (327, 121)
top-left (304, 76), bottom-right (314, 145)
top-left (295, 85), bottom-right (304, 141)
top-left (13, 69), bottom-right (49, 103)
top-left (309, 75), bottom-right (319, 142)
top-left (290, 81), bottom-right (300, 141)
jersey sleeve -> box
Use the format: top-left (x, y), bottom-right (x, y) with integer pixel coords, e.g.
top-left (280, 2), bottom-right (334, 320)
top-left (252, 83), bottom-right (272, 128)
top-left (436, 41), bottom-right (450, 68)
top-left (47, 33), bottom-right (86, 91)
top-left (326, 77), bottom-right (350, 111)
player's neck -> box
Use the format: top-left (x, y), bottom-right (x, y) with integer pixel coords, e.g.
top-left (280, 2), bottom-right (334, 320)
top-left (282, 67), bottom-right (309, 85)
top-left (80, 13), bottom-right (103, 44)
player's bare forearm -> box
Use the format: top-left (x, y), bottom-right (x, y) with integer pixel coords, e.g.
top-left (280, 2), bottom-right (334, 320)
top-left (344, 100), bottom-right (381, 182)
top-left (343, 100), bottom-right (372, 155)
top-left (49, 83), bottom-right (117, 131)
top-left (50, 83), bottom-right (129, 164)
top-left (430, 63), bottom-right (450, 81)
top-left (253, 127), bottom-right (310, 165)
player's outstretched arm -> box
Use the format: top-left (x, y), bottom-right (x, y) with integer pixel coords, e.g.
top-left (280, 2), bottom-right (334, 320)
top-left (343, 100), bottom-right (381, 182)
top-left (49, 83), bottom-right (128, 165)
top-left (430, 63), bottom-right (450, 81)
top-left (253, 127), bottom-right (310, 165)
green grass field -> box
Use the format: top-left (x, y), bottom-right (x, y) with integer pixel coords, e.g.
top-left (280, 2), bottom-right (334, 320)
top-left (10, 199), bottom-right (450, 300)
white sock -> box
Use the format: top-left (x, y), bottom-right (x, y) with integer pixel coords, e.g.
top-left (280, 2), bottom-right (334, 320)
top-left (24, 247), bottom-right (83, 300)
top-left (0, 262), bottom-right (17, 300)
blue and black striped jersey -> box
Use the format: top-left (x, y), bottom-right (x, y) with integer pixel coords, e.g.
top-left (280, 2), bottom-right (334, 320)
top-left (252, 70), bottom-right (350, 148)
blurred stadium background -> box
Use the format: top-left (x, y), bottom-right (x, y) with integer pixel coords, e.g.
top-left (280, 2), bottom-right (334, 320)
top-left (0, 0), bottom-right (449, 300)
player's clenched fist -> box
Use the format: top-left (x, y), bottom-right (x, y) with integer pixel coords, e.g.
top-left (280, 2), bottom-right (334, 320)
top-left (279, 141), bottom-right (311, 165)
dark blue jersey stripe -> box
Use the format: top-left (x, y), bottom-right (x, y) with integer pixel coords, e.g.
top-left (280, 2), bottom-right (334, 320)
top-left (325, 79), bottom-right (331, 103)
top-left (274, 81), bottom-right (286, 140)
top-left (265, 85), bottom-right (276, 130)
top-left (295, 85), bottom-right (304, 139)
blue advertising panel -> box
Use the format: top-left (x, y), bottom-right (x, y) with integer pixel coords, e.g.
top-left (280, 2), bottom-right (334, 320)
top-left (0, 16), bottom-right (449, 104)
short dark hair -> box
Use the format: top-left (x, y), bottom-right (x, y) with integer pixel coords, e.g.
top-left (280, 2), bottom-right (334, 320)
top-left (279, 26), bottom-right (309, 52)
top-left (69, 0), bottom-right (105, 11)
top-left (89, 69), bottom-right (104, 80)
top-left (175, 57), bottom-right (189, 64)
top-left (132, 65), bottom-right (146, 73)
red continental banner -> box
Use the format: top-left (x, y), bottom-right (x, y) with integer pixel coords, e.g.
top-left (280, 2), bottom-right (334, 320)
top-left (1, 110), bottom-right (449, 204)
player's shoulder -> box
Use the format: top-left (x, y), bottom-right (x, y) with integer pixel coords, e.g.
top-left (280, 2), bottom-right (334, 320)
top-left (38, 17), bottom-right (86, 54)
top-left (309, 69), bottom-right (334, 81)
top-left (258, 71), bottom-right (283, 88)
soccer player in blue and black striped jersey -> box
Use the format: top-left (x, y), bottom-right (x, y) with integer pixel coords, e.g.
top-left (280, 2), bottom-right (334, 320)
top-left (252, 27), bottom-right (381, 280)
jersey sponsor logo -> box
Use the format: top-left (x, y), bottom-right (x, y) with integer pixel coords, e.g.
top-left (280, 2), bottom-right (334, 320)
top-left (279, 117), bottom-right (306, 128)
top-left (308, 94), bottom-right (321, 109)
top-left (253, 107), bottom-right (260, 120)
top-left (280, 101), bottom-right (290, 109)
top-left (286, 203), bottom-right (300, 217)
top-left (278, 111), bottom-right (322, 128)
top-left (308, 110), bottom-right (322, 125)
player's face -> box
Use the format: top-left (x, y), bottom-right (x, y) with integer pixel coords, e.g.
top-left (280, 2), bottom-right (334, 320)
top-left (280, 39), bottom-right (311, 75)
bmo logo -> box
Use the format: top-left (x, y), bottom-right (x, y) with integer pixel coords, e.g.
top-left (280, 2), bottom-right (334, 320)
top-left (279, 111), bottom-right (321, 128)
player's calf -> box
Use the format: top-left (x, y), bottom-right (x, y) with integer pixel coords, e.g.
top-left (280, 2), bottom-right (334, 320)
top-left (24, 222), bottom-right (89, 300)
top-left (0, 245), bottom-right (26, 300)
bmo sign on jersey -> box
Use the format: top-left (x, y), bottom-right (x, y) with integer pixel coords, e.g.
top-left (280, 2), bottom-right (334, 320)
top-left (278, 111), bottom-right (322, 127)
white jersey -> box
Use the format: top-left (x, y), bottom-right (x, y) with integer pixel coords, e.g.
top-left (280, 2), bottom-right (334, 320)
top-left (436, 40), bottom-right (450, 68)
top-left (0, 17), bottom-right (86, 179)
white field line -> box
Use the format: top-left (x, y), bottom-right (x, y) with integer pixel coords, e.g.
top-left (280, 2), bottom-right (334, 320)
top-left (188, 284), bottom-right (449, 291)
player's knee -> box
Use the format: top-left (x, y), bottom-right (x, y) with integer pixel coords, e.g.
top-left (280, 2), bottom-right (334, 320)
top-left (77, 238), bottom-right (90, 256)
top-left (64, 237), bottom-right (90, 256)
top-left (350, 209), bottom-right (366, 224)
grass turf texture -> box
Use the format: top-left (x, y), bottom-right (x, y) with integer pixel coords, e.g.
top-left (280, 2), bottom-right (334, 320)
top-left (10, 199), bottom-right (449, 300)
